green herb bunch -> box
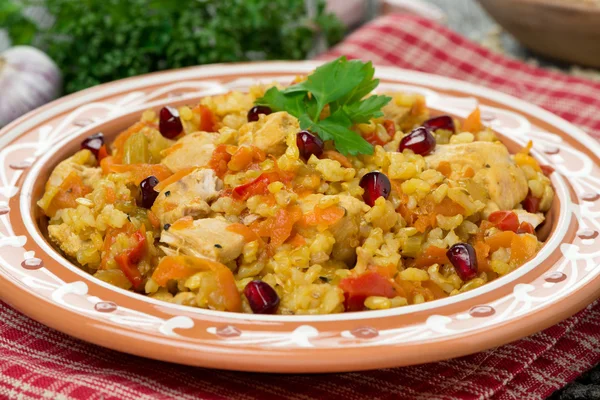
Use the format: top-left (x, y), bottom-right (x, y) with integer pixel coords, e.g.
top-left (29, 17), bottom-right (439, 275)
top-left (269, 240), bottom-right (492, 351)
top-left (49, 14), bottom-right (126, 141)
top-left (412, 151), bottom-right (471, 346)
top-left (256, 57), bottom-right (392, 156)
top-left (1, 0), bottom-right (344, 94)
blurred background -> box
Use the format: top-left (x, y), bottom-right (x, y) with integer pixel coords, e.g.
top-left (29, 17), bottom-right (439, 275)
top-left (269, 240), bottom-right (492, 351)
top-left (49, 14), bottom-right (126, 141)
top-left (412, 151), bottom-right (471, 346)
top-left (1, 0), bottom-right (599, 125)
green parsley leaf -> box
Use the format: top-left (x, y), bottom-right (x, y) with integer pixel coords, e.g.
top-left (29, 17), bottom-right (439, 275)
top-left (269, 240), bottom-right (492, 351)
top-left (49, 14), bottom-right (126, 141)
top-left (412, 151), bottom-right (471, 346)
top-left (342, 94), bottom-right (392, 124)
top-left (285, 56), bottom-right (366, 120)
top-left (255, 87), bottom-right (306, 118)
top-left (255, 57), bottom-right (391, 156)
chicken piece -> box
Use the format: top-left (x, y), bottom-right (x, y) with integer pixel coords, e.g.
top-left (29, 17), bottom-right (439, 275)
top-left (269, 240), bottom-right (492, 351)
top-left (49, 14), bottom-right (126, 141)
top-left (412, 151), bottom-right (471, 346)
top-left (48, 223), bottom-right (83, 260)
top-left (426, 142), bottom-right (528, 210)
top-left (298, 194), bottom-right (368, 265)
top-left (514, 209), bottom-right (545, 229)
top-left (46, 149), bottom-right (100, 189)
top-left (160, 218), bottom-right (245, 264)
top-left (238, 111), bottom-right (299, 155)
top-left (161, 132), bottom-right (218, 172)
top-left (152, 168), bottom-right (222, 226)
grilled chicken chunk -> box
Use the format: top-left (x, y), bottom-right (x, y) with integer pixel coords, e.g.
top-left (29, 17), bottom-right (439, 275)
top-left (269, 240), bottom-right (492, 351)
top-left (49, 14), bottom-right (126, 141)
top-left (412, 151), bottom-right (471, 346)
top-left (161, 132), bottom-right (218, 172)
top-left (160, 217), bottom-right (245, 264)
top-left (426, 142), bottom-right (528, 210)
top-left (46, 149), bottom-right (100, 189)
top-left (152, 168), bottom-right (222, 226)
top-left (238, 111), bottom-right (299, 155)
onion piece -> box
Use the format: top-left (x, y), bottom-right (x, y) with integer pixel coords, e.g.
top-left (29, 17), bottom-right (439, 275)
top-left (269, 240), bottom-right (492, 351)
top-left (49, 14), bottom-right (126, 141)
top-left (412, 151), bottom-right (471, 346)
top-left (0, 46), bottom-right (62, 127)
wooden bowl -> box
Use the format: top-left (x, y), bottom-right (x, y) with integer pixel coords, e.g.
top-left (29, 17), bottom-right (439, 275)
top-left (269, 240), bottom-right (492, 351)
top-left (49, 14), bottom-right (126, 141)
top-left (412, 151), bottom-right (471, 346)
top-left (478, 0), bottom-right (600, 67)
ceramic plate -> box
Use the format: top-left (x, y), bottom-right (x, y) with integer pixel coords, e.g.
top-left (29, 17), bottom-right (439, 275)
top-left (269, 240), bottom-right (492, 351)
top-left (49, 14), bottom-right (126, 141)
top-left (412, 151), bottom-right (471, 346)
top-left (1, 62), bottom-right (599, 373)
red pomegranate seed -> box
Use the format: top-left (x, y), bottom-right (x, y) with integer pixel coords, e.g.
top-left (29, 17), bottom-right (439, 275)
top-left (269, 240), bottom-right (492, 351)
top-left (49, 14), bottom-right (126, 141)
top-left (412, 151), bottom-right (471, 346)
top-left (423, 115), bottom-right (455, 133)
top-left (399, 127), bottom-right (436, 155)
top-left (81, 133), bottom-right (107, 160)
top-left (139, 176), bottom-right (160, 209)
top-left (359, 171), bottom-right (391, 207)
top-left (247, 105), bottom-right (272, 122)
top-left (159, 106), bottom-right (183, 139)
top-left (522, 192), bottom-right (541, 213)
top-left (244, 281), bottom-right (280, 314)
top-left (296, 130), bottom-right (324, 160)
top-left (447, 243), bottom-right (478, 281)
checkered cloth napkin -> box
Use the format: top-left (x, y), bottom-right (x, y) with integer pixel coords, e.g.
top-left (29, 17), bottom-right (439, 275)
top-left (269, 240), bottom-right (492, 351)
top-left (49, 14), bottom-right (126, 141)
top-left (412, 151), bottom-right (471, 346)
top-left (2, 14), bottom-right (600, 400)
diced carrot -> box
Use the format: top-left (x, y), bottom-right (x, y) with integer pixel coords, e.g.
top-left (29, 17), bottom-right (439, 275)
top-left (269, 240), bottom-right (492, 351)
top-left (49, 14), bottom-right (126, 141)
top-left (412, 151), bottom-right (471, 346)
top-left (299, 205), bottom-right (345, 228)
top-left (269, 206), bottom-right (303, 247)
top-left (436, 161), bottom-right (452, 178)
top-left (414, 213), bottom-right (436, 233)
top-left (227, 223), bottom-right (263, 244)
top-left (485, 230), bottom-right (516, 253)
top-left (209, 144), bottom-right (234, 179)
top-left (414, 245), bottom-right (448, 268)
top-left (228, 146), bottom-right (266, 172)
top-left (339, 272), bottom-right (396, 311)
top-left (368, 264), bottom-right (397, 279)
top-left (287, 233), bottom-right (306, 248)
top-left (105, 186), bottom-right (116, 204)
top-left (421, 280), bottom-right (448, 299)
top-left (363, 131), bottom-right (386, 146)
top-left (152, 256), bottom-right (241, 311)
top-left (463, 166), bottom-right (475, 178)
top-left (510, 234), bottom-right (538, 265)
top-left (153, 167), bottom-right (196, 192)
top-left (322, 150), bottom-right (353, 168)
top-left (100, 155), bottom-right (117, 175)
top-left (193, 104), bottom-right (216, 132)
top-left (383, 119), bottom-right (396, 137)
top-left (46, 172), bottom-right (92, 217)
top-left (463, 107), bottom-right (482, 133)
top-left (110, 163), bottom-right (172, 185)
top-left (232, 171), bottom-right (287, 201)
top-left (434, 197), bottom-right (465, 217)
top-left (170, 216), bottom-right (193, 230)
top-left (473, 240), bottom-right (491, 272)
top-left (147, 210), bottom-right (161, 229)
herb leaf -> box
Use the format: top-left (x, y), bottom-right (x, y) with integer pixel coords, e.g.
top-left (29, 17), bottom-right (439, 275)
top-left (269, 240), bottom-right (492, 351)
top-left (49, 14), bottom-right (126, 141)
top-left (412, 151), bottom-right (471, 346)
top-left (255, 87), bottom-right (305, 118)
top-left (255, 57), bottom-right (391, 156)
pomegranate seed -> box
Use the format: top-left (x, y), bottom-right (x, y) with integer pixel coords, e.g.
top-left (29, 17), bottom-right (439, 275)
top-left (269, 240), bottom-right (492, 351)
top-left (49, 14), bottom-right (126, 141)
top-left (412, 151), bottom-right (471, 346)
top-left (447, 243), bottom-right (478, 281)
top-left (399, 126), bottom-right (436, 155)
top-left (159, 106), bottom-right (183, 139)
top-left (359, 171), bottom-right (391, 207)
top-left (81, 133), bottom-right (105, 159)
top-left (247, 105), bottom-right (272, 122)
top-left (296, 130), bottom-right (324, 160)
top-left (139, 176), bottom-right (160, 208)
top-left (423, 115), bottom-right (455, 133)
top-left (244, 280), bottom-right (280, 314)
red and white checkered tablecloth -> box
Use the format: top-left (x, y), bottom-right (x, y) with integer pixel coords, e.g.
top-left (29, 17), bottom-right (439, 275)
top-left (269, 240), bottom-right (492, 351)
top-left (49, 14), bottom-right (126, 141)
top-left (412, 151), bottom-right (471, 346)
top-left (2, 14), bottom-right (600, 400)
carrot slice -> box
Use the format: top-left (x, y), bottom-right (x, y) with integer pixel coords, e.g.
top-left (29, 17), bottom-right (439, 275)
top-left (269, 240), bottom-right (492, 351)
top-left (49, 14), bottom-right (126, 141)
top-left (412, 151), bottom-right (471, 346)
top-left (463, 107), bottom-right (482, 133)
top-left (153, 167), bottom-right (196, 192)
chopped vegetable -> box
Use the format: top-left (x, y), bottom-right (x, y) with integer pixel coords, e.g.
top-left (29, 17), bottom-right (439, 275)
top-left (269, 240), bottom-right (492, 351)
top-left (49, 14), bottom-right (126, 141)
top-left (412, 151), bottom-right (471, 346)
top-left (339, 272), bottom-right (396, 311)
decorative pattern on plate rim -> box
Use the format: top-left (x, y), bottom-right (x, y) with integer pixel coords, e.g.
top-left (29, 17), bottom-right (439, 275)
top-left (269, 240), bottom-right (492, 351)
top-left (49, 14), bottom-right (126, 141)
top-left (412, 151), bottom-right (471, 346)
top-left (0, 70), bottom-right (598, 349)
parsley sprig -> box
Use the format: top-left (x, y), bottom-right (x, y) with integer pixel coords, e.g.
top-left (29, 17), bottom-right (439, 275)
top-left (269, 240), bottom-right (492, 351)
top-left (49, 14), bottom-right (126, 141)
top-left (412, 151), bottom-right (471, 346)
top-left (255, 57), bottom-right (392, 156)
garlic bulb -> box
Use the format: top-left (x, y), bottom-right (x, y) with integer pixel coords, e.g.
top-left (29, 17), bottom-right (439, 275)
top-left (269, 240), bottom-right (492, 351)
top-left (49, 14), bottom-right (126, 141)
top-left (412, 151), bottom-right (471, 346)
top-left (0, 46), bottom-right (62, 127)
